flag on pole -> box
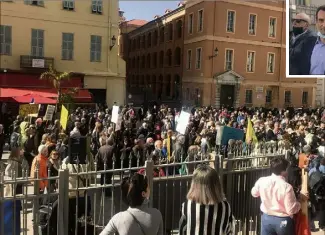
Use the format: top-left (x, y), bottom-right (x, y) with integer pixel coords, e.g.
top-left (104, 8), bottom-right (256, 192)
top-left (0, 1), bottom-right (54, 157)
top-left (245, 118), bottom-right (258, 144)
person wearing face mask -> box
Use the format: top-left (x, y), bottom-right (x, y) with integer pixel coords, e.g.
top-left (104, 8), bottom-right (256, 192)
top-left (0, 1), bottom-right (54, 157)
top-left (310, 5), bottom-right (325, 75)
top-left (289, 13), bottom-right (317, 75)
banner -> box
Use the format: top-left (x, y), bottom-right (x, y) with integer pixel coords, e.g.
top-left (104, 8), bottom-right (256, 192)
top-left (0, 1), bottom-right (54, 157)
top-left (43, 105), bottom-right (55, 121)
top-left (60, 105), bottom-right (69, 130)
top-left (19, 104), bottom-right (39, 117)
top-left (216, 126), bottom-right (244, 145)
top-left (176, 111), bottom-right (190, 134)
top-left (111, 105), bottom-right (119, 124)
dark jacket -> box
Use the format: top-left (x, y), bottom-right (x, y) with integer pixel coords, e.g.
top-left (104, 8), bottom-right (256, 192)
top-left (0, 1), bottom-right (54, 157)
top-left (289, 29), bottom-right (317, 75)
top-left (96, 145), bottom-right (114, 170)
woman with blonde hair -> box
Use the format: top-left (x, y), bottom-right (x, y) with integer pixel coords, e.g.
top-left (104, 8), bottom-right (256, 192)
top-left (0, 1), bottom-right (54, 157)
top-left (179, 164), bottom-right (234, 235)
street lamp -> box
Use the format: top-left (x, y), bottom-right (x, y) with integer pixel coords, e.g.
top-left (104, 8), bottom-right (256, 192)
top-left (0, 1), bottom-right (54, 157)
top-left (197, 94), bottom-right (201, 106)
top-left (110, 35), bottom-right (117, 50)
top-left (128, 94), bottom-right (132, 99)
top-left (209, 47), bottom-right (219, 59)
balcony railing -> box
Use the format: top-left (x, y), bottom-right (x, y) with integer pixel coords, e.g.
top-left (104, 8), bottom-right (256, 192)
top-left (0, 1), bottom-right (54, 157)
top-left (20, 55), bottom-right (54, 69)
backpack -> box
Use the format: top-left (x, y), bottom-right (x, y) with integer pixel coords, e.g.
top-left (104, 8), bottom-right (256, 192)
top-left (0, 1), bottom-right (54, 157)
top-left (10, 133), bottom-right (20, 148)
top-left (309, 171), bottom-right (325, 198)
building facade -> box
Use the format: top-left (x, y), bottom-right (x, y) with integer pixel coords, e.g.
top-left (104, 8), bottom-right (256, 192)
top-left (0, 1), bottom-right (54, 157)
top-left (122, 5), bottom-right (185, 107)
top-left (182, 0), bottom-right (316, 108)
top-left (0, 0), bottom-right (125, 106)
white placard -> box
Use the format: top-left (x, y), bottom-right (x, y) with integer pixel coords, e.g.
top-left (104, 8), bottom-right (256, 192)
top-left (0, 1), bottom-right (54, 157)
top-left (111, 105), bottom-right (119, 124)
top-left (43, 105), bottom-right (55, 121)
top-left (176, 111), bottom-right (190, 134)
top-left (32, 59), bottom-right (45, 68)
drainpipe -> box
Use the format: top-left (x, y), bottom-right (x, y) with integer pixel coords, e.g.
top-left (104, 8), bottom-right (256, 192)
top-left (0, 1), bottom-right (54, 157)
top-left (211, 1), bottom-right (217, 107)
top-left (278, 0), bottom-right (285, 109)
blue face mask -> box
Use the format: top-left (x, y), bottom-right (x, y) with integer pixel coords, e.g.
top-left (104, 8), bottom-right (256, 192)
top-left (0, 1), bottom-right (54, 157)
top-left (317, 31), bottom-right (325, 39)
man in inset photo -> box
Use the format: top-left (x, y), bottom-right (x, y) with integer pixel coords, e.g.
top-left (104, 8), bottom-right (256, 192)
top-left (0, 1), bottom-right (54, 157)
top-left (289, 13), bottom-right (317, 75)
top-left (310, 5), bottom-right (325, 75)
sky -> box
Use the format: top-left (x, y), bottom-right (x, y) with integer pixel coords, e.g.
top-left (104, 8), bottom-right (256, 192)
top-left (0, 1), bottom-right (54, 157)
top-left (119, 1), bottom-right (180, 21)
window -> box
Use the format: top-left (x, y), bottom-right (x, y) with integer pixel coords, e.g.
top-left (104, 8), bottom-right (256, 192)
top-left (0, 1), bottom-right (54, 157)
top-left (153, 30), bottom-right (158, 45)
top-left (90, 35), bottom-right (101, 62)
top-left (302, 91), bottom-right (308, 104)
top-left (153, 52), bottom-right (157, 68)
top-left (168, 24), bottom-right (173, 41)
top-left (0, 25), bottom-right (12, 55)
top-left (175, 47), bottom-right (181, 66)
top-left (227, 10), bottom-right (235, 33)
top-left (187, 49), bottom-right (192, 69)
top-left (267, 53), bottom-right (275, 73)
top-left (188, 13), bottom-right (193, 34)
top-left (147, 33), bottom-right (152, 47)
top-left (195, 48), bottom-right (202, 69)
top-left (225, 49), bottom-right (233, 70)
top-left (269, 17), bottom-right (276, 38)
top-left (160, 27), bottom-right (165, 43)
top-left (24, 0), bottom-right (44, 6)
top-left (245, 90), bottom-right (253, 104)
top-left (246, 51), bottom-right (255, 72)
top-left (63, 0), bottom-right (74, 10)
top-left (198, 10), bottom-right (203, 32)
top-left (285, 91), bottom-right (291, 103)
top-left (92, 0), bottom-right (102, 14)
top-left (176, 20), bottom-right (182, 38)
top-left (159, 51), bottom-right (164, 67)
top-left (248, 14), bottom-right (257, 35)
top-left (266, 90), bottom-right (272, 103)
top-left (147, 54), bottom-right (151, 68)
top-left (31, 29), bottom-right (44, 57)
top-left (62, 33), bottom-right (74, 60)
top-left (166, 49), bottom-right (172, 66)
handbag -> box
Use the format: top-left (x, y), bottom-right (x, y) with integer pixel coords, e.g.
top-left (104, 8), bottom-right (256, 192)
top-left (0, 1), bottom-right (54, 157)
top-left (127, 211), bottom-right (147, 235)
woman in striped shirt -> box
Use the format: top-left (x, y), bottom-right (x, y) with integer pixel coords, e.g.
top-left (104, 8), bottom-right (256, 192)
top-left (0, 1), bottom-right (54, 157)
top-left (179, 164), bottom-right (234, 235)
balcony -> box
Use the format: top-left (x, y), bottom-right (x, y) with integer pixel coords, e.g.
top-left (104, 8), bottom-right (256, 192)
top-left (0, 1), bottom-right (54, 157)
top-left (20, 56), bottom-right (54, 69)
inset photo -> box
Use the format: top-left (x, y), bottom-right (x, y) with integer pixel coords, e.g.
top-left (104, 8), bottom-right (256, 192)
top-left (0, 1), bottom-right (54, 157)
top-left (287, 2), bottom-right (325, 77)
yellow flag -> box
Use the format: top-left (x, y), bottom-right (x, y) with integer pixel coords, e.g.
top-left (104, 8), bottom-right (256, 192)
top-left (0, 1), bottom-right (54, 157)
top-left (60, 105), bottom-right (69, 130)
top-left (246, 118), bottom-right (258, 144)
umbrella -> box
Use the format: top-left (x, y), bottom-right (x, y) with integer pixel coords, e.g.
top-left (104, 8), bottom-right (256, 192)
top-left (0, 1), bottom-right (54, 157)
top-left (12, 94), bottom-right (56, 104)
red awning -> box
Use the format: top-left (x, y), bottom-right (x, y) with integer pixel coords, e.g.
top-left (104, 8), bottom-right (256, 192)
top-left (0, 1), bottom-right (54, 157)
top-left (12, 94), bottom-right (56, 104)
top-left (0, 88), bottom-right (93, 102)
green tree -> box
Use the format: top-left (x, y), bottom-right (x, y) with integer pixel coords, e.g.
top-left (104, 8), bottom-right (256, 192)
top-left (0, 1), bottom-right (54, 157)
top-left (40, 66), bottom-right (71, 107)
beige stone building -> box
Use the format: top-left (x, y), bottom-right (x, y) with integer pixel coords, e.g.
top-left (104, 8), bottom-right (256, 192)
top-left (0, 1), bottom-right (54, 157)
top-left (0, 0), bottom-right (125, 106)
top-left (183, 0), bottom-right (317, 108)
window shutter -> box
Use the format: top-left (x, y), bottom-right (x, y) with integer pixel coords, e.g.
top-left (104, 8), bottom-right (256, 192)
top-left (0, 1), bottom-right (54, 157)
top-left (37, 0), bottom-right (44, 6)
top-left (91, 0), bottom-right (97, 12)
top-left (63, 0), bottom-right (69, 8)
top-left (97, 1), bottom-right (102, 13)
top-left (69, 0), bottom-right (74, 9)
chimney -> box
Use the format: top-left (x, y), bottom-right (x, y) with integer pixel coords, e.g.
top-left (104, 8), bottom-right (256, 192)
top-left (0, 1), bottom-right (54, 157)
top-left (165, 9), bottom-right (172, 14)
top-left (178, 1), bottom-right (186, 7)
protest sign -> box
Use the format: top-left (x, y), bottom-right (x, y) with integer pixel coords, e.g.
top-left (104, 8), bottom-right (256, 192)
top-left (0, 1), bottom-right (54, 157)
top-left (43, 105), bottom-right (55, 121)
top-left (176, 111), bottom-right (190, 134)
top-left (111, 105), bottom-right (119, 124)
top-left (60, 105), bottom-right (69, 130)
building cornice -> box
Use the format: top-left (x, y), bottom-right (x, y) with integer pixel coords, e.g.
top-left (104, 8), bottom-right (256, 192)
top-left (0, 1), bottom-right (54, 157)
top-left (128, 6), bottom-right (185, 38)
top-left (186, 0), bottom-right (285, 12)
top-left (184, 35), bottom-right (286, 48)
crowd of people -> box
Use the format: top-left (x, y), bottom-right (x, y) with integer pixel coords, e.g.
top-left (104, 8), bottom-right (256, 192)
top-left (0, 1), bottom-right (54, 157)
top-left (2, 103), bottom-right (325, 234)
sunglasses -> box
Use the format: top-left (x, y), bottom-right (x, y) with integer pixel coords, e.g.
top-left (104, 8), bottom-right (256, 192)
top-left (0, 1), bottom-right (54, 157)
top-left (292, 19), bottom-right (307, 24)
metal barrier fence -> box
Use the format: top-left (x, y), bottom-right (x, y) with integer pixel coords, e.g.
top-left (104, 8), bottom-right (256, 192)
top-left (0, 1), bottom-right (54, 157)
top-left (0, 141), bottom-right (287, 235)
